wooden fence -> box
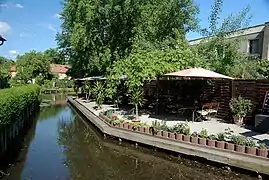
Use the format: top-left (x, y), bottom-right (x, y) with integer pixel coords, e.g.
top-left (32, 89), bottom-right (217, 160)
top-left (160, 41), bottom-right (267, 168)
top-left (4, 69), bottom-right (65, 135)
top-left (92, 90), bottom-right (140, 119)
top-left (143, 79), bottom-right (269, 125)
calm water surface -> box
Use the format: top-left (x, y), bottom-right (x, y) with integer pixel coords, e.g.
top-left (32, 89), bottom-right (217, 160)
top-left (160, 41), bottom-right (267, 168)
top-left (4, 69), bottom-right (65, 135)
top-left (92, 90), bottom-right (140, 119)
top-left (2, 95), bottom-right (257, 180)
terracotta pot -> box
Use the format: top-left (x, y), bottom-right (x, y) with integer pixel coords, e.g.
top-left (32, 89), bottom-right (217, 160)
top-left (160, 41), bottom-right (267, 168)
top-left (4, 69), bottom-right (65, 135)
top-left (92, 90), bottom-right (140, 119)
top-left (123, 123), bottom-right (129, 129)
top-left (207, 139), bottom-right (216, 147)
top-left (233, 116), bottom-right (244, 125)
top-left (225, 143), bottom-right (235, 151)
top-left (156, 131), bottom-right (162, 137)
top-left (128, 124), bottom-right (134, 130)
top-left (216, 141), bottom-right (225, 149)
top-left (257, 149), bottom-right (268, 157)
top-left (169, 133), bottom-right (176, 140)
top-left (235, 145), bottom-right (245, 153)
top-left (190, 136), bottom-right (198, 144)
top-left (137, 127), bottom-right (141, 132)
top-left (245, 146), bottom-right (257, 155)
top-left (183, 135), bottom-right (190, 142)
top-left (162, 131), bottom-right (168, 138)
top-left (119, 123), bottom-right (124, 128)
top-left (176, 134), bottom-right (183, 141)
top-left (144, 127), bottom-right (150, 134)
top-left (198, 138), bottom-right (206, 145)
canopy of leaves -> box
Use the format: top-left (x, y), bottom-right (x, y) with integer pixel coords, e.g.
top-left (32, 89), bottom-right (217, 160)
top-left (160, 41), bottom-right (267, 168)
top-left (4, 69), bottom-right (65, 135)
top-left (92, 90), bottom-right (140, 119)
top-left (43, 48), bottom-right (66, 64)
top-left (57, 0), bottom-right (199, 78)
top-left (15, 50), bottom-right (52, 83)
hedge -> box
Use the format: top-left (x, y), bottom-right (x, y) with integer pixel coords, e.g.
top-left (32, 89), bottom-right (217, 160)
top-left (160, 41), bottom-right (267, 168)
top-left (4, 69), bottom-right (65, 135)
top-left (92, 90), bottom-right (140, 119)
top-left (0, 84), bottom-right (40, 128)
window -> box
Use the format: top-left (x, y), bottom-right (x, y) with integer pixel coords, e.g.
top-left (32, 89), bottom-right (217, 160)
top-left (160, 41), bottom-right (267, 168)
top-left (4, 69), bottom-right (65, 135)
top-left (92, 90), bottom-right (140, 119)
top-left (249, 39), bottom-right (259, 54)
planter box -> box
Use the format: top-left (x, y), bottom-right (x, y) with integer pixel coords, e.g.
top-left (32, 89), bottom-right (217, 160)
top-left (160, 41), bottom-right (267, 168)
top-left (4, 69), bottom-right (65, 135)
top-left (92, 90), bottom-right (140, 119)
top-left (225, 142), bottom-right (235, 151)
top-left (245, 146), bottom-right (257, 155)
top-left (119, 123), bottom-right (124, 128)
top-left (190, 136), bottom-right (198, 144)
top-left (176, 134), bottom-right (183, 141)
top-left (216, 141), bottom-right (225, 149)
top-left (235, 145), bottom-right (245, 153)
top-left (123, 123), bottom-right (129, 129)
top-left (128, 124), bottom-right (134, 130)
top-left (198, 138), bottom-right (206, 145)
top-left (162, 131), bottom-right (168, 138)
top-left (257, 149), bottom-right (268, 157)
top-left (169, 133), bottom-right (175, 140)
top-left (144, 127), bottom-right (150, 134)
top-left (183, 135), bottom-right (190, 142)
top-left (207, 139), bottom-right (216, 147)
top-left (156, 131), bottom-right (162, 137)
top-left (137, 127), bottom-right (141, 132)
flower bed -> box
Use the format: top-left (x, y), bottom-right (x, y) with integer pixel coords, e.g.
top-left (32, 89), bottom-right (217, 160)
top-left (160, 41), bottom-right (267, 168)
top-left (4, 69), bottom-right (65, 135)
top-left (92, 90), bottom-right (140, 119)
top-left (99, 110), bottom-right (269, 158)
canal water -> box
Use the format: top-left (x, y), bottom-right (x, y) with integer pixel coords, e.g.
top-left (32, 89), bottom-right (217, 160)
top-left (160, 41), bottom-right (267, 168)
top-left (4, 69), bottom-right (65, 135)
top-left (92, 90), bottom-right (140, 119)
top-left (1, 95), bottom-right (257, 180)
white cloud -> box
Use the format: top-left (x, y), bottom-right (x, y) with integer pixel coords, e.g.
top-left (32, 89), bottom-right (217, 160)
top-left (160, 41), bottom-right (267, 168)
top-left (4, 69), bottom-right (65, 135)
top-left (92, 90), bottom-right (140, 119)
top-left (53, 13), bottom-right (62, 18)
top-left (9, 50), bottom-right (18, 55)
top-left (0, 22), bottom-right (11, 35)
top-left (0, 3), bottom-right (9, 8)
top-left (15, 4), bottom-right (24, 8)
top-left (19, 32), bottom-right (34, 38)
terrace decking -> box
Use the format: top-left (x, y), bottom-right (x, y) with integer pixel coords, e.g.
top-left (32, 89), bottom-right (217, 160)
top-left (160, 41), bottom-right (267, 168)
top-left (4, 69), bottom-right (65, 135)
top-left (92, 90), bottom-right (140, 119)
top-left (68, 97), bottom-right (269, 175)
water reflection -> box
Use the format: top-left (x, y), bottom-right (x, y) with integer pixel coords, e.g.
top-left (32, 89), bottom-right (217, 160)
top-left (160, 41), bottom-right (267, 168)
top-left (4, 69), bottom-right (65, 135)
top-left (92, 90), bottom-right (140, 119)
top-left (2, 95), bottom-right (256, 180)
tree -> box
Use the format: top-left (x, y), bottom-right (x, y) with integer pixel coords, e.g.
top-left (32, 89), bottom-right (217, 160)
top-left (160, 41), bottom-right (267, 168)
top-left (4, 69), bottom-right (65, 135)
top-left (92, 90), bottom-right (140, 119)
top-left (57, 0), bottom-right (199, 78)
top-left (43, 48), bottom-right (66, 64)
top-left (0, 56), bottom-right (14, 88)
top-left (193, 0), bottom-right (252, 77)
top-left (15, 50), bottom-right (52, 84)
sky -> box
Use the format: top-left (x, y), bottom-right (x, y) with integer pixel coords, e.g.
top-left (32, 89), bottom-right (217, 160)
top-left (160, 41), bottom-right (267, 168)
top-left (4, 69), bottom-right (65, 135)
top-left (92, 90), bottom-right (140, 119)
top-left (0, 0), bottom-right (269, 60)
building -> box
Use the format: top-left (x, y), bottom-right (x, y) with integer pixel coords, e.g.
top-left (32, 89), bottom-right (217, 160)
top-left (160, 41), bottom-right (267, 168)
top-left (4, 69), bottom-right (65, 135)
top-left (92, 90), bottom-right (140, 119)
top-left (189, 22), bottom-right (269, 60)
top-left (10, 64), bottom-right (70, 80)
top-left (50, 64), bottom-right (70, 79)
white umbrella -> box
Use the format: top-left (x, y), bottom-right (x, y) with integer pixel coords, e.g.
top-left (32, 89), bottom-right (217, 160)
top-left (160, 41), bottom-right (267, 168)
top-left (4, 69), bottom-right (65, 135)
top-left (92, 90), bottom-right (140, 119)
top-left (164, 67), bottom-right (233, 79)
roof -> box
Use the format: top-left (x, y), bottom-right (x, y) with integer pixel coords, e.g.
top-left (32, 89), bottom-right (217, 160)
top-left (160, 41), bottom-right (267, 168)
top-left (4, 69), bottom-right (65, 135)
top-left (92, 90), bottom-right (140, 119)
top-left (10, 66), bottom-right (16, 72)
top-left (50, 64), bottom-right (70, 74)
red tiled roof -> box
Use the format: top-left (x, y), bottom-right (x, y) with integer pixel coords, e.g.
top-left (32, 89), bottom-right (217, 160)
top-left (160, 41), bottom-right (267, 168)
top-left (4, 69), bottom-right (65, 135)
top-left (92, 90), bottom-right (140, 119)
top-left (10, 66), bottom-right (16, 72)
top-left (50, 64), bottom-right (70, 74)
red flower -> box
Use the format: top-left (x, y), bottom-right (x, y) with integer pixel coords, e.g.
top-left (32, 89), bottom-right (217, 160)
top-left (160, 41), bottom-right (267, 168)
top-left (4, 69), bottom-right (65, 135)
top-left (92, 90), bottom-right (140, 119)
top-left (112, 113), bottom-right (117, 119)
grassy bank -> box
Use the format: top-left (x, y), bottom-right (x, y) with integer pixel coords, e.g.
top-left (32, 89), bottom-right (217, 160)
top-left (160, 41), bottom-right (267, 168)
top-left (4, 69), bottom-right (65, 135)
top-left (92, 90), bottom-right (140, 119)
top-left (0, 84), bottom-right (40, 128)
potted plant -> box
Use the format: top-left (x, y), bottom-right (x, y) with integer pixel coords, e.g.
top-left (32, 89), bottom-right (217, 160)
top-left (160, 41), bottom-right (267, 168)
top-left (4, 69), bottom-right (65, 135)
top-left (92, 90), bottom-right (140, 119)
top-left (216, 132), bottom-right (225, 149)
top-left (245, 138), bottom-right (257, 155)
top-left (207, 134), bottom-right (217, 147)
top-left (190, 132), bottom-right (198, 144)
top-left (93, 81), bottom-right (105, 110)
top-left (232, 135), bottom-right (246, 153)
top-left (257, 143), bottom-right (268, 157)
top-left (229, 96), bottom-right (252, 125)
top-left (198, 128), bottom-right (208, 145)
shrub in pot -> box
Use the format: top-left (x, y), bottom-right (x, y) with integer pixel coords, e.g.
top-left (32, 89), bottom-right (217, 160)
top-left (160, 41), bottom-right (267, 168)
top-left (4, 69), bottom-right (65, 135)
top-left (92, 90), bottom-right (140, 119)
top-left (190, 132), bottom-right (198, 144)
top-left (216, 132), bottom-right (225, 149)
top-left (232, 135), bottom-right (246, 153)
top-left (257, 143), bottom-right (268, 157)
top-left (245, 138), bottom-right (257, 155)
top-left (171, 123), bottom-right (190, 142)
top-left (229, 96), bottom-right (252, 125)
top-left (207, 134), bottom-right (217, 147)
top-left (198, 128), bottom-right (208, 145)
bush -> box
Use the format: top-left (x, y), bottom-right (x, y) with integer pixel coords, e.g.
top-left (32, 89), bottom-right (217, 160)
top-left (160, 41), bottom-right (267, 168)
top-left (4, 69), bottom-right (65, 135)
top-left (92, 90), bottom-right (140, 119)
top-left (229, 96), bottom-right (252, 118)
top-left (0, 84), bottom-right (40, 128)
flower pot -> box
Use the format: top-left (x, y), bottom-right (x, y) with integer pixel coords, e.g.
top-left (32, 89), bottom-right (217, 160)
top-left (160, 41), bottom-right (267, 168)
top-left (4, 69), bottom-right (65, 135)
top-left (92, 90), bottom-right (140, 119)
top-left (162, 131), bottom-right (168, 138)
top-left (257, 149), bottom-right (268, 157)
top-left (169, 133), bottom-right (175, 140)
top-left (123, 123), bottom-right (129, 129)
top-left (137, 127), bottom-right (141, 132)
top-left (176, 134), bottom-right (183, 141)
top-left (128, 124), bottom-right (134, 130)
top-left (190, 136), bottom-right (198, 144)
top-left (144, 127), bottom-right (150, 134)
top-left (235, 145), bottom-right (245, 153)
top-left (233, 116), bottom-right (244, 125)
top-left (225, 142), bottom-right (235, 151)
top-left (216, 141), bottom-right (225, 149)
top-left (245, 146), bottom-right (257, 155)
top-left (207, 139), bottom-right (216, 147)
top-left (156, 131), bottom-right (162, 137)
top-left (198, 138), bottom-right (206, 145)
top-left (183, 135), bottom-right (190, 142)
top-left (119, 122), bottom-right (124, 128)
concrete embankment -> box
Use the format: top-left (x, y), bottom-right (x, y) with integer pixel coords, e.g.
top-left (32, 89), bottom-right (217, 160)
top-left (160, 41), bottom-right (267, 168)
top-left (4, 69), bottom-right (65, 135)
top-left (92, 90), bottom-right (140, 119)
top-left (67, 97), bottom-right (269, 175)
